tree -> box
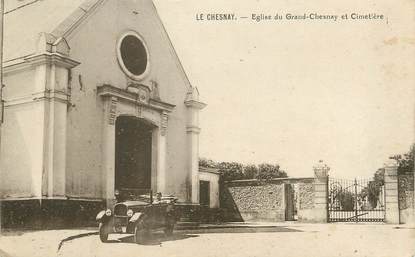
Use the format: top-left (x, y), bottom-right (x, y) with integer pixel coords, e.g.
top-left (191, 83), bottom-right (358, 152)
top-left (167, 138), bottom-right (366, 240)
top-left (199, 158), bottom-right (217, 169)
top-left (366, 168), bottom-right (385, 208)
top-left (198, 158), bottom-right (288, 181)
top-left (257, 163), bottom-right (287, 180)
top-left (217, 162), bottom-right (244, 181)
top-left (365, 145), bottom-right (414, 209)
top-left (243, 164), bottom-right (258, 179)
top-left (397, 145), bottom-right (414, 174)
top-left (338, 191), bottom-right (355, 211)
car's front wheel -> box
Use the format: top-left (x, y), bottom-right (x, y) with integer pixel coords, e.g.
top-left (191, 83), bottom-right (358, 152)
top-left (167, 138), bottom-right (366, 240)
top-left (164, 224), bottom-right (174, 236)
top-left (134, 220), bottom-right (149, 244)
top-left (164, 218), bottom-right (175, 236)
top-left (99, 222), bottom-right (110, 242)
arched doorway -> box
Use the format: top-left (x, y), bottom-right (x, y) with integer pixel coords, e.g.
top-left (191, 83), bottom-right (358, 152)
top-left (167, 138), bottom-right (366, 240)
top-left (115, 116), bottom-right (154, 192)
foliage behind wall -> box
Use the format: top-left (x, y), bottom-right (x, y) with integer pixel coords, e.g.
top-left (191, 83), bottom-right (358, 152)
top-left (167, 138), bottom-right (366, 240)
top-left (199, 158), bottom-right (288, 181)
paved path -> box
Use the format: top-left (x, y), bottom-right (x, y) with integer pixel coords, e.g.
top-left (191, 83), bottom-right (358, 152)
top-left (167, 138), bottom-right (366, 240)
top-left (0, 229), bottom-right (94, 257)
top-left (56, 224), bottom-right (415, 257)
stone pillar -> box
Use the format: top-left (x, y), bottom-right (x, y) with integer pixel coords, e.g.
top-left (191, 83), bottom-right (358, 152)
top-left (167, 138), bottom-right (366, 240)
top-left (184, 87), bottom-right (206, 203)
top-left (102, 96), bottom-right (117, 207)
top-left (384, 160), bottom-right (400, 224)
top-left (313, 160), bottom-right (329, 223)
top-left (156, 112), bottom-right (168, 194)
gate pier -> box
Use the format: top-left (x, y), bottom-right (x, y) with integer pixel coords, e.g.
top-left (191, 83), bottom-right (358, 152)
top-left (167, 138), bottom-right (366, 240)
top-left (384, 160), bottom-right (399, 224)
top-left (313, 160), bottom-right (329, 223)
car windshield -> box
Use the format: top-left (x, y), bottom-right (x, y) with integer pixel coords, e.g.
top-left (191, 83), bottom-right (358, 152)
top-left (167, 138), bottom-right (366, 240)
top-left (115, 188), bottom-right (153, 202)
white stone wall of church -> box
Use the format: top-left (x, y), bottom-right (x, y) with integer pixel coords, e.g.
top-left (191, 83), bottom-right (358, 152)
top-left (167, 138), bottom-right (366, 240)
top-left (0, 58), bottom-right (49, 198)
top-left (65, 0), bottom-right (193, 201)
top-left (0, 101), bottom-right (45, 198)
top-left (2, 68), bottom-right (37, 99)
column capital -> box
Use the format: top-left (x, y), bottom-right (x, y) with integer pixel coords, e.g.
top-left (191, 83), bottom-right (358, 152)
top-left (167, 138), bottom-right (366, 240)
top-left (184, 87), bottom-right (206, 110)
top-left (184, 99), bottom-right (207, 110)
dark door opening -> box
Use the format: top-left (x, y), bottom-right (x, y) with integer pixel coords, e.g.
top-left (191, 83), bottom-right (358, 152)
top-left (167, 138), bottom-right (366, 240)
top-left (200, 181), bottom-right (210, 207)
top-left (115, 116), bottom-right (153, 192)
top-left (285, 183), bottom-right (296, 221)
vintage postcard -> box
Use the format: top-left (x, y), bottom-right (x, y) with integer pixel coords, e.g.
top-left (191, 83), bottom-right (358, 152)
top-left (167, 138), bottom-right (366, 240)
top-left (0, 0), bottom-right (414, 256)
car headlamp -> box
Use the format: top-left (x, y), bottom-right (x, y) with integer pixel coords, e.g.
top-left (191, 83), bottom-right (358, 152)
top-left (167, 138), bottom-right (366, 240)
top-left (127, 209), bottom-right (133, 217)
top-left (105, 209), bottom-right (112, 216)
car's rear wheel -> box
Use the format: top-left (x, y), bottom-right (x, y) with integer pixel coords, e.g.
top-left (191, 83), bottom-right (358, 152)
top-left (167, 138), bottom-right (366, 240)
top-left (99, 222), bottom-right (110, 242)
top-left (134, 220), bottom-right (149, 244)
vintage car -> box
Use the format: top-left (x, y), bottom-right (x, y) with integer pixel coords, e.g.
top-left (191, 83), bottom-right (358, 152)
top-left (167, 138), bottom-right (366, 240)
top-left (96, 190), bottom-right (178, 244)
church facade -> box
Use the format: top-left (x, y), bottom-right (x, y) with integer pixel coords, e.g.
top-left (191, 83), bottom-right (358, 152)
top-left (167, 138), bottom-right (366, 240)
top-left (0, 0), bottom-right (208, 227)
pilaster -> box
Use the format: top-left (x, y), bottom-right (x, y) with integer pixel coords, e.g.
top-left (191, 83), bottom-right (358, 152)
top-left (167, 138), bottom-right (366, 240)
top-left (156, 112), bottom-right (168, 194)
top-left (184, 87), bottom-right (206, 203)
top-left (34, 35), bottom-right (79, 198)
top-left (102, 96), bottom-right (117, 207)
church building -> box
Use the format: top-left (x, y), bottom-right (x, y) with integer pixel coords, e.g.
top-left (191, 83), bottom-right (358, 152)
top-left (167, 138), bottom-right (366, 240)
top-left (0, 0), bottom-right (213, 227)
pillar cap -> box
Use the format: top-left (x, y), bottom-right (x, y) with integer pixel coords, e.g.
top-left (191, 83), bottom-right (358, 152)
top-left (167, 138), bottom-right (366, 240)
top-left (384, 159), bottom-right (399, 168)
top-left (313, 160), bottom-right (330, 178)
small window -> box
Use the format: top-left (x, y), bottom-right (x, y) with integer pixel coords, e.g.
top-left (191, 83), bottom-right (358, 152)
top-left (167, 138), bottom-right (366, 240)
top-left (117, 32), bottom-right (149, 80)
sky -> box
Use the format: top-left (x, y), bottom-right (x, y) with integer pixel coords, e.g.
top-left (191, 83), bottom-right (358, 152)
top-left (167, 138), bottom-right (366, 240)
top-left (153, 0), bottom-right (415, 178)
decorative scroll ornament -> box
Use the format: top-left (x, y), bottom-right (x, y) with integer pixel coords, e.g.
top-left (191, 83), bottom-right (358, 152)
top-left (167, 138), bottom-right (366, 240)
top-left (126, 82), bottom-right (150, 104)
top-left (150, 80), bottom-right (160, 100)
top-left (160, 112), bottom-right (168, 136)
top-left (136, 105), bottom-right (142, 118)
top-left (108, 97), bottom-right (118, 125)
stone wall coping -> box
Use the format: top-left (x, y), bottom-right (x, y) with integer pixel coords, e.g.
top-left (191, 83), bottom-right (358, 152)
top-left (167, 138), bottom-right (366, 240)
top-left (225, 177), bottom-right (314, 186)
top-left (199, 166), bottom-right (220, 175)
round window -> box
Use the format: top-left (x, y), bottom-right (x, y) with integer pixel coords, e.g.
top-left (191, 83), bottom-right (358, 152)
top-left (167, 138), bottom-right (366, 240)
top-left (117, 32), bottom-right (149, 80)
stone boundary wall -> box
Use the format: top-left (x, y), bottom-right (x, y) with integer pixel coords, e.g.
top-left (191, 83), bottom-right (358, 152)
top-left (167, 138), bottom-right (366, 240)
top-left (221, 178), bottom-right (316, 222)
top-left (295, 182), bottom-right (316, 222)
top-left (398, 172), bottom-right (414, 224)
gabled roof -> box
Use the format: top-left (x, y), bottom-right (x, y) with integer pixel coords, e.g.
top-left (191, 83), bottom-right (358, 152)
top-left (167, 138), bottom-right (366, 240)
top-left (3, 0), bottom-right (103, 63)
top-left (3, 0), bottom-right (196, 91)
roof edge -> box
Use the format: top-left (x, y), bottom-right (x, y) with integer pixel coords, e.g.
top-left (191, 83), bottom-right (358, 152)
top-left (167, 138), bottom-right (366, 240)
top-left (149, 1), bottom-right (193, 91)
top-left (51, 0), bottom-right (108, 39)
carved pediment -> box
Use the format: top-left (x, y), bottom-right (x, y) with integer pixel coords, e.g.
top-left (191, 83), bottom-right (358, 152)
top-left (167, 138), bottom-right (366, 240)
top-left (126, 83), bottom-right (150, 104)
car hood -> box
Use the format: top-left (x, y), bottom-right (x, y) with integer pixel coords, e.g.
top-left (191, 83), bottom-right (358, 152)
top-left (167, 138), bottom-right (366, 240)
top-left (114, 201), bottom-right (150, 216)
top-left (118, 200), bottom-right (150, 208)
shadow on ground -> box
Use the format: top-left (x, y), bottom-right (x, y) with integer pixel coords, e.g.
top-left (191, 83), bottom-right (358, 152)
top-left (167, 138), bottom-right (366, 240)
top-left (183, 226), bottom-right (303, 234)
top-left (107, 233), bottom-right (199, 245)
top-left (107, 226), bottom-right (303, 246)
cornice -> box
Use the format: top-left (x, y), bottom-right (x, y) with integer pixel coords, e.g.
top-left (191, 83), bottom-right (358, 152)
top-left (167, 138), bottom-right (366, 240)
top-left (24, 53), bottom-right (80, 69)
top-left (184, 99), bottom-right (207, 110)
top-left (4, 90), bottom-right (69, 107)
top-left (186, 126), bottom-right (201, 134)
top-left (3, 52), bottom-right (80, 74)
top-left (97, 84), bottom-right (176, 113)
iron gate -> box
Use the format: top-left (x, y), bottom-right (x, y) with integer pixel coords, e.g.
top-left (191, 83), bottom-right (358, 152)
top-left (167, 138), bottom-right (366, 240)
top-left (328, 177), bottom-right (385, 222)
